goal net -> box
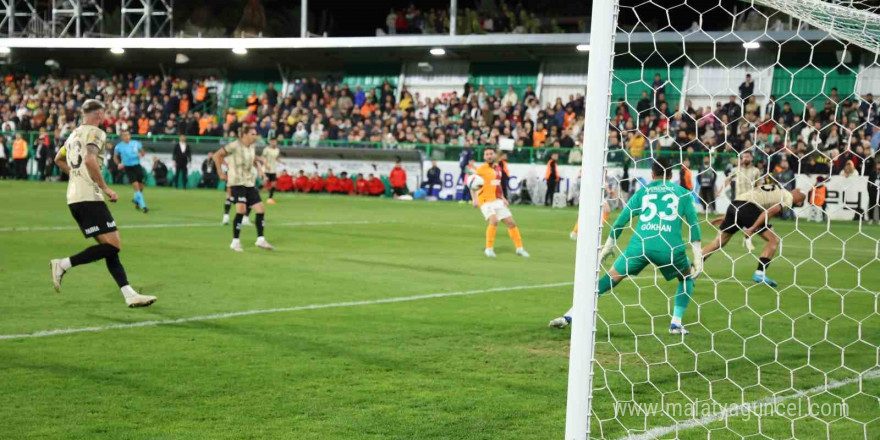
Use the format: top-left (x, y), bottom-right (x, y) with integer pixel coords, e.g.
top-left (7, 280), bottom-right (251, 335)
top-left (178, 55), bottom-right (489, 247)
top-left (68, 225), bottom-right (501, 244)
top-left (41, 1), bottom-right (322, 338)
top-left (567, 0), bottom-right (880, 439)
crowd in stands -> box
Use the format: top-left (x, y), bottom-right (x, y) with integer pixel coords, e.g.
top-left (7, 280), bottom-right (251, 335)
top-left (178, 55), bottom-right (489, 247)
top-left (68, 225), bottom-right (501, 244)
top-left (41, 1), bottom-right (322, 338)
top-left (610, 73), bottom-right (880, 181)
top-left (381, 2), bottom-right (583, 36)
top-left (0, 72), bottom-right (587, 156)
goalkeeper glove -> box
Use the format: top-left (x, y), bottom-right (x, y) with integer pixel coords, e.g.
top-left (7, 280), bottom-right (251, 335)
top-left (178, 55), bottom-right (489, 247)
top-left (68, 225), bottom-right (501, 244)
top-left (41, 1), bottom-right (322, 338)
top-left (599, 236), bottom-right (616, 264)
top-left (690, 241), bottom-right (703, 280)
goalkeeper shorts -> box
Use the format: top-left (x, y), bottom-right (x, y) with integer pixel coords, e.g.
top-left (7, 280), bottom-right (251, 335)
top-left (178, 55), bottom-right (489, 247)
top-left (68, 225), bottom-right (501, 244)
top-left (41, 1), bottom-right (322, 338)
top-left (613, 245), bottom-right (691, 281)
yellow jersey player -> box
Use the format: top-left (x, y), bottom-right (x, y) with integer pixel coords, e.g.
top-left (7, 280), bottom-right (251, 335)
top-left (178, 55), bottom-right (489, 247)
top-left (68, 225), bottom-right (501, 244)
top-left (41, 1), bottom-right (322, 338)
top-left (472, 147), bottom-right (529, 258)
top-left (49, 99), bottom-right (156, 307)
top-left (262, 137), bottom-right (281, 204)
top-left (702, 183), bottom-right (806, 287)
top-left (214, 124), bottom-right (274, 252)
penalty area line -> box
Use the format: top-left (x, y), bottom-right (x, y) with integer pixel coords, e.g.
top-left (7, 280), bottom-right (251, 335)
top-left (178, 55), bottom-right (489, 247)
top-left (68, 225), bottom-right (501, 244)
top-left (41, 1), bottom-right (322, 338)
top-left (615, 368), bottom-right (880, 440)
top-left (0, 282), bottom-right (574, 341)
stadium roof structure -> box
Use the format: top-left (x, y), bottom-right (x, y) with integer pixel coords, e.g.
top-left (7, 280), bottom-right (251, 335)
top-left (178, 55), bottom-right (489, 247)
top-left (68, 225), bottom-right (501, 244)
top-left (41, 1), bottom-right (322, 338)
top-left (0, 30), bottom-right (851, 70)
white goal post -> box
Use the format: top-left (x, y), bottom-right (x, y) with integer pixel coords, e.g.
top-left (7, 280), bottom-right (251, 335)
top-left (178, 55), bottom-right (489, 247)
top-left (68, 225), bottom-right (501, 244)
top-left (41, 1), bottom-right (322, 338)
top-left (567, 0), bottom-right (880, 439)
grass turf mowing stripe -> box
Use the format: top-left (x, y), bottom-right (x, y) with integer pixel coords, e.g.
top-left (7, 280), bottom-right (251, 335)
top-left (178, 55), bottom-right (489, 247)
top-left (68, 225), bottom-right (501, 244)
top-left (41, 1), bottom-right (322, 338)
top-left (0, 219), bottom-right (395, 233)
top-left (0, 282), bottom-right (574, 341)
top-left (616, 368), bottom-right (880, 440)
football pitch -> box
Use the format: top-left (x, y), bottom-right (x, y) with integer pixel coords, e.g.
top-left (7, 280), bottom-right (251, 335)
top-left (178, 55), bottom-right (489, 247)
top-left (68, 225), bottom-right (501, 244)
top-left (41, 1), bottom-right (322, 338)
top-left (0, 181), bottom-right (877, 440)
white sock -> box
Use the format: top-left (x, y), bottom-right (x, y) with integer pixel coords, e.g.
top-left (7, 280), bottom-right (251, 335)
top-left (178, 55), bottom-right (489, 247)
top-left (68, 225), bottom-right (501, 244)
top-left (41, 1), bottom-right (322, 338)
top-left (232, 238), bottom-right (241, 245)
top-left (121, 285), bottom-right (138, 299)
top-left (755, 270), bottom-right (764, 276)
top-left (257, 236), bottom-right (265, 242)
top-left (60, 258), bottom-right (72, 271)
top-left (671, 317), bottom-right (682, 326)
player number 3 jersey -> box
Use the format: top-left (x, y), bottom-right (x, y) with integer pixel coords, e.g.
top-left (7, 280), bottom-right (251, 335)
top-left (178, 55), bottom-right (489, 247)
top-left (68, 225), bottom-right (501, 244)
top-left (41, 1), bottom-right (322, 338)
top-left (65, 125), bottom-right (107, 205)
top-left (224, 140), bottom-right (257, 187)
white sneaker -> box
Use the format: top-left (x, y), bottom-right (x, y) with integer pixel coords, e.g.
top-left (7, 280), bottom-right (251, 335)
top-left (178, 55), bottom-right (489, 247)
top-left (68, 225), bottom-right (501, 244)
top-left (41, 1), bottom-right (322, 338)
top-left (230, 240), bottom-right (244, 252)
top-left (548, 316), bottom-right (571, 329)
top-left (255, 238), bottom-right (275, 250)
top-left (241, 216), bottom-right (253, 226)
top-left (126, 293), bottom-right (157, 308)
top-left (570, 231), bottom-right (578, 241)
top-left (484, 248), bottom-right (497, 258)
top-left (49, 259), bottom-right (66, 293)
top-left (516, 248), bottom-right (531, 258)
top-left (222, 214), bottom-right (229, 225)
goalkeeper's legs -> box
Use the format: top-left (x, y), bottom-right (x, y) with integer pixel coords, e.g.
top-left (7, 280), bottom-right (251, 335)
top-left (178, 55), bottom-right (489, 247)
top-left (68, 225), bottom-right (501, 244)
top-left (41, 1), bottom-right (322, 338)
top-left (752, 229), bottom-right (779, 287)
top-left (549, 268), bottom-right (625, 329)
top-left (670, 277), bottom-right (695, 335)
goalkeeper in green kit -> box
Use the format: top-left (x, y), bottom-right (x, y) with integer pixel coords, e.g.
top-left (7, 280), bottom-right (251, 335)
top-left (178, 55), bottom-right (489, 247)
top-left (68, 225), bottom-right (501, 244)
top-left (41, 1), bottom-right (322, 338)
top-left (549, 159), bottom-right (703, 335)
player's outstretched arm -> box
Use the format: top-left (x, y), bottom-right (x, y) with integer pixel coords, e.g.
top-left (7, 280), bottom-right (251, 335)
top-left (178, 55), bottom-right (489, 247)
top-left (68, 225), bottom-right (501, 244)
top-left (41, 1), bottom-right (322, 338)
top-left (54, 147), bottom-right (70, 175)
top-left (84, 145), bottom-right (116, 202)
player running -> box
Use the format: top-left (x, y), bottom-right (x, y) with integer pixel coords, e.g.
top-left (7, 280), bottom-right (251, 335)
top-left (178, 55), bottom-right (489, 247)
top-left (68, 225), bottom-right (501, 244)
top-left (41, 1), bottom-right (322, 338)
top-left (262, 137), bottom-right (280, 204)
top-left (113, 130), bottom-right (148, 213)
top-left (550, 159), bottom-right (702, 334)
top-left (214, 124), bottom-right (274, 252)
top-left (472, 147), bottom-right (529, 258)
top-left (702, 183), bottom-right (806, 287)
top-left (49, 99), bottom-right (157, 307)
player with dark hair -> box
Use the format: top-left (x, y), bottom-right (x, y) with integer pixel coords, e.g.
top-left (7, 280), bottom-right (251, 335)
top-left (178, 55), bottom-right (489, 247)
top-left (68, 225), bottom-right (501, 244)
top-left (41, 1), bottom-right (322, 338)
top-left (214, 124), bottom-right (274, 252)
top-left (49, 99), bottom-right (157, 307)
top-left (472, 147), bottom-right (529, 258)
top-left (550, 159), bottom-right (701, 334)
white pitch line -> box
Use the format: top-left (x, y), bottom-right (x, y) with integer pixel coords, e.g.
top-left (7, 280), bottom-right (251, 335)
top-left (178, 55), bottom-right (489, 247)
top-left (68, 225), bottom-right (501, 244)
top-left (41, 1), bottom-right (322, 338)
top-left (0, 282), bottom-right (574, 341)
top-left (0, 219), bottom-right (394, 233)
top-left (616, 368), bottom-right (880, 440)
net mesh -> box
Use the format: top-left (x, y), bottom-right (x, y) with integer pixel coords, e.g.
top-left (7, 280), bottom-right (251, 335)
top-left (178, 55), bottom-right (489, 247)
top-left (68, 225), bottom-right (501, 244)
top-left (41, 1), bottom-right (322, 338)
top-left (585, 0), bottom-right (880, 438)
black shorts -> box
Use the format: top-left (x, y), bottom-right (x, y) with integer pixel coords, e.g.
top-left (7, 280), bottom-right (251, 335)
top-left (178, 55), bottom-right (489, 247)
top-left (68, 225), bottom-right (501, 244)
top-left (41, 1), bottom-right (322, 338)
top-left (69, 201), bottom-right (117, 238)
top-left (230, 185), bottom-right (262, 207)
top-left (124, 165), bottom-right (145, 184)
top-left (392, 187), bottom-right (407, 196)
top-left (719, 200), bottom-right (772, 235)
top-left (265, 173), bottom-right (277, 183)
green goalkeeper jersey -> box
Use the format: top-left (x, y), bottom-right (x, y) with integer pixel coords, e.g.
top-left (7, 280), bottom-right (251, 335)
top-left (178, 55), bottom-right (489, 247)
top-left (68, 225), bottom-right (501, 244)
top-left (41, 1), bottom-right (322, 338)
top-left (610, 180), bottom-right (701, 250)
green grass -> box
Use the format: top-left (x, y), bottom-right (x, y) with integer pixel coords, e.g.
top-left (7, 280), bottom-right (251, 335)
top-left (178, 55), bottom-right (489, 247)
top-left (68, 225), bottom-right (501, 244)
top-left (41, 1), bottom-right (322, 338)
top-left (0, 181), bottom-right (877, 440)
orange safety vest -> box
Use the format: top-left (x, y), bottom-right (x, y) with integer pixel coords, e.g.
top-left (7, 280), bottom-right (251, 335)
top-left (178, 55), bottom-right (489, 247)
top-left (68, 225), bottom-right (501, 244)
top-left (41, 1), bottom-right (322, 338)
top-left (545, 159), bottom-right (558, 181)
top-left (12, 139), bottom-right (28, 159)
top-left (195, 86), bottom-right (207, 102)
top-left (810, 186), bottom-right (826, 206)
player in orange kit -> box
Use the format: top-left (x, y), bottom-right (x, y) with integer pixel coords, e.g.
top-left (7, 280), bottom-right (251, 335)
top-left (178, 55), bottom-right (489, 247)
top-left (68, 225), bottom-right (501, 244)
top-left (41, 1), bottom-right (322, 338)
top-left (471, 147), bottom-right (529, 258)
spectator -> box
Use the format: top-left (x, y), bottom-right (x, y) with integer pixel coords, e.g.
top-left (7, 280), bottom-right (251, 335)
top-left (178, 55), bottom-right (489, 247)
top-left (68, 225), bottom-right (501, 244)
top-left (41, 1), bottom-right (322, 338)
top-left (774, 158), bottom-right (796, 190)
top-left (339, 171), bottom-right (355, 195)
top-left (389, 160), bottom-right (408, 197)
top-left (172, 134), bottom-right (192, 189)
top-left (33, 132), bottom-right (50, 180)
top-left (356, 173), bottom-right (369, 195)
top-left (840, 160), bottom-right (858, 177)
top-left (739, 73), bottom-right (755, 100)
top-left (152, 157), bottom-right (169, 186)
top-left (325, 169), bottom-right (340, 193)
top-left (266, 82), bottom-right (278, 108)
top-left (308, 172), bottom-right (325, 193)
top-left (544, 152), bottom-right (560, 206)
top-left (200, 151), bottom-right (219, 188)
top-left (368, 173), bottom-right (385, 196)
top-left (277, 170), bottom-right (294, 192)
top-left (12, 133), bottom-right (28, 180)
top-left (294, 170), bottom-right (309, 192)
top-left (502, 86), bottom-right (518, 108)
top-left (697, 156), bottom-right (717, 213)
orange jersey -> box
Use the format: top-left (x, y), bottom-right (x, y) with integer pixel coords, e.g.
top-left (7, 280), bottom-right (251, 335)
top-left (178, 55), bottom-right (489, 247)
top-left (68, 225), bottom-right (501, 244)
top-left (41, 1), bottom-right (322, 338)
top-left (475, 162), bottom-right (503, 206)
